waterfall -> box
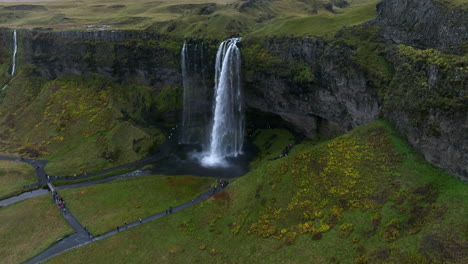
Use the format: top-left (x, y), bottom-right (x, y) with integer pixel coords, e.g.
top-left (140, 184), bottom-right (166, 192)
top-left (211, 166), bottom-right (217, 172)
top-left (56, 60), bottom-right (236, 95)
top-left (180, 40), bottom-right (210, 145)
top-left (181, 40), bottom-right (191, 142)
top-left (11, 29), bottom-right (17, 76)
top-left (201, 38), bottom-right (243, 167)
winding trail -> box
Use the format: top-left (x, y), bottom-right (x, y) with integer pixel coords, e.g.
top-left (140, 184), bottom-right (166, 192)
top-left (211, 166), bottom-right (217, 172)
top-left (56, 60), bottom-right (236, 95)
top-left (24, 184), bottom-right (224, 264)
top-left (0, 156), bottom-right (50, 207)
top-left (0, 136), bottom-right (175, 207)
top-left (51, 138), bottom-right (174, 181)
top-left (0, 189), bottom-right (48, 208)
top-left (0, 136), bottom-right (230, 264)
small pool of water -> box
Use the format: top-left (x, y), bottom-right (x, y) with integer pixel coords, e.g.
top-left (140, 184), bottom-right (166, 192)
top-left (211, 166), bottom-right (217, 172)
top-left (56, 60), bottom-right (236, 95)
top-left (149, 140), bottom-right (256, 178)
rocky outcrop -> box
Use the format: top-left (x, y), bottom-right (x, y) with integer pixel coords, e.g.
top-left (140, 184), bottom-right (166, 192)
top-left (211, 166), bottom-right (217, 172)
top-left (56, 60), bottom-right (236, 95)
top-left (382, 46), bottom-right (468, 180)
top-left (388, 111), bottom-right (467, 180)
top-left (243, 37), bottom-right (380, 137)
top-left (371, 0), bottom-right (468, 50)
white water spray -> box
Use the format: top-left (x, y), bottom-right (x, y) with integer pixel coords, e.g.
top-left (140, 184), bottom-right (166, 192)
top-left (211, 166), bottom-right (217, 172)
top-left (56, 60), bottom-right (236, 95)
top-left (11, 29), bottom-right (17, 76)
top-left (201, 38), bottom-right (244, 167)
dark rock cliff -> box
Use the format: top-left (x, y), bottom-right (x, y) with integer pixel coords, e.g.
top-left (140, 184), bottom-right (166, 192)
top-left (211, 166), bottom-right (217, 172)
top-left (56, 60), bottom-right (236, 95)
top-left (371, 0), bottom-right (468, 51)
top-left (20, 30), bottom-right (182, 88)
top-left (382, 46), bottom-right (467, 180)
top-left (242, 37), bottom-right (380, 137)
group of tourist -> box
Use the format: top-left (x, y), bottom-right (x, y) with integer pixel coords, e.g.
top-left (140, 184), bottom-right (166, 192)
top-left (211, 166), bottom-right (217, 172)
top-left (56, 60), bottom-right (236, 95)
top-left (168, 125), bottom-right (178, 139)
top-left (52, 191), bottom-right (66, 212)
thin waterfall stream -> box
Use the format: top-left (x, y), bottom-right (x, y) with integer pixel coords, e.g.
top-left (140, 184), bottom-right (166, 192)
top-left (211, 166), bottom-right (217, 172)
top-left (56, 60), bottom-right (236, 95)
top-left (11, 29), bottom-right (18, 76)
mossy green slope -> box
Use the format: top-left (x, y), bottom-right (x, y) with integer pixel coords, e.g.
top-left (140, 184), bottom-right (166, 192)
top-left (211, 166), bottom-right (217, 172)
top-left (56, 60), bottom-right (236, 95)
top-left (45, 121), bottom-right (468, 263)
top-left (0, 70), bottom-right (175, 175)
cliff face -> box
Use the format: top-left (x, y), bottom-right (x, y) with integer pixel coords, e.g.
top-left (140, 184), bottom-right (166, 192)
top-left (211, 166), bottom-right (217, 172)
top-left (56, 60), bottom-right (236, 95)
top-left (371, 0), bottom-right (468, 50)
top-left (382, 46), bottom-right (467, 180)
top-left (243, 37), bottom-right (380, 137)
top-left (20, 30), bottom-right (182, 88)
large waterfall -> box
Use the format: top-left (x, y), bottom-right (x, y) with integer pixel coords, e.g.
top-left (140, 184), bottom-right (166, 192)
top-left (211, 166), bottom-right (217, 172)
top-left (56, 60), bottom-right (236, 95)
top-left (11, 29), bottom-right (17, 76)
top-left (201, 38), bottom-right (244, 167)
top-left (180, 40), bottom-right (210, 145)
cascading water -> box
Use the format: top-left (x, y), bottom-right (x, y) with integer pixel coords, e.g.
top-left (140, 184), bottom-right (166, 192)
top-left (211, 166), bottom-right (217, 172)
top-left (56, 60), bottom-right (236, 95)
top-left (11, 29), bottom-right (17, 76)
top-left (180, 40), bottom-right (210, 145)
top-left (201, 38), bottom-right (244, 167)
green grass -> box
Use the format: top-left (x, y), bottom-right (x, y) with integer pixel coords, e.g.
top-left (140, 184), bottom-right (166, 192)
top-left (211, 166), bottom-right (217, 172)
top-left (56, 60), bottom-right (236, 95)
top-left (59, 175), bottom-right (216, 235)
top-left (0, 195), bottom-right (74, 264)
top-left (0, 0), bottom-right (382, 39)
top-left (245, 0), bottom-right (380, 38)
top-left (0, 160), bottom-right (36, 199)
top-left (45, 121), bottom-right (468, 263)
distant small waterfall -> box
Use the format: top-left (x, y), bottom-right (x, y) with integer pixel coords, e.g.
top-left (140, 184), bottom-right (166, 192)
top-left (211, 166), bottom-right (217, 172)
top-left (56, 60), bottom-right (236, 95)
top-left (180, 40), bottom-right (210, 145)
top-left (11, 29), bottom-right (17, 76)
top-left (201, 38), bottom-right (243, 167)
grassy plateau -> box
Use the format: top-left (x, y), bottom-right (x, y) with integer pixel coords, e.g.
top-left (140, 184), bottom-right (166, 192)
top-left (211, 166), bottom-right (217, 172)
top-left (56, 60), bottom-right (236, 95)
top-left (0, 0), bottom-right (387, 39)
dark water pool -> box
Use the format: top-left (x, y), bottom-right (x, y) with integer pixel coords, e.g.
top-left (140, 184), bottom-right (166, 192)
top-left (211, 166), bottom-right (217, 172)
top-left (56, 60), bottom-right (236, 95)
top-left (149, 140), bottom-right (257, 178)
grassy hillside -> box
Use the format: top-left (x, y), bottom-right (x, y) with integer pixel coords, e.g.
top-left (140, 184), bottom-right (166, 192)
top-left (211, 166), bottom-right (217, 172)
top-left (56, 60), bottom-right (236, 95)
top-left (45, 121), bottom-right (468, 263)
top-left (0, 69), bottom-right (172, 176)
top-left (0, 160), bottom-right (35, 199)
top-left (0, 0), bottom-right (381, 39)
top-left (0, 195), bottom-right (74, 264)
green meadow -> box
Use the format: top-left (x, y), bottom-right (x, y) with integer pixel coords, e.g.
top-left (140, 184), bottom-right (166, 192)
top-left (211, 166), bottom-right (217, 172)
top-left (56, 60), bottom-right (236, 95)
top-left (45, 121), bottom-right (468, 263)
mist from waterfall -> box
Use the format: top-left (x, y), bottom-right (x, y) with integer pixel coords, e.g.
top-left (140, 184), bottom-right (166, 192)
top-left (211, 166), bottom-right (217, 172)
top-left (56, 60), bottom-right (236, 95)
top-left (11, 29), bottom-right (17, 76)
top-left (180, 40), bottom-right (210, 145)
top-left (201, 38), bottom-right (244, 167)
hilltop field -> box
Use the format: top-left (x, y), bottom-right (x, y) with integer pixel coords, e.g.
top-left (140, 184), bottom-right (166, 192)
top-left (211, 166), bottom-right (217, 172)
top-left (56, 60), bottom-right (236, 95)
top-left (0, 0), bottom-right (383, 39)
